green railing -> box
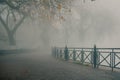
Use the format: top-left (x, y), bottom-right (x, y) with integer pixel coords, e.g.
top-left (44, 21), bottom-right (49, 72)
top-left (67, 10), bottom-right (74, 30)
top-left (52, 45), bottom-right (120, 71)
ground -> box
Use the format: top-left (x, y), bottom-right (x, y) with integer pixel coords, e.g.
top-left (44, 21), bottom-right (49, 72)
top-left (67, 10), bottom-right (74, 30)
top-left (0, 51), bottom-right (120, 80)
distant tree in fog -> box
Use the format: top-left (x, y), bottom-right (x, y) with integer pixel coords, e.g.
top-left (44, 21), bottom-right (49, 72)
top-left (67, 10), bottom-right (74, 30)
top-left (0, 0), bottom-right (73, 46)
top-left (0, 6), bottom-right (25, 45)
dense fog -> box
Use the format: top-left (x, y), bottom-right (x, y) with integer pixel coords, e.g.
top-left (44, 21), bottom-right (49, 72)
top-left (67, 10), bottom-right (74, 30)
top-left (0, 0), bottom-right (120, 50)
top-left (0, 1), bottom-right (120, 80)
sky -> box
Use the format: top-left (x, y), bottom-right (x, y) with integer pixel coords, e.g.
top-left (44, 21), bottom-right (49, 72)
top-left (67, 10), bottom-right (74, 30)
top-left (51, 0), bottom-right (120, 48)
top-left (16, 0), bottom-right (120, 48)
top-left (85, 0), bottom-right (120, 47)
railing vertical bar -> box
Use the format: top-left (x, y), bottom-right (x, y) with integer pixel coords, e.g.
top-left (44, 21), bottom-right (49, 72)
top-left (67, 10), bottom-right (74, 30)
top-left (114, 52), bottom-right (116, 69)
top-left (91, 51), bottom-right (93, 64)
top-left (97, 51), bottom-right (100, 68)
top-left (81, 48), bottom-right (84, 64)
top-left (73, 49), bottom-right (76, 61)
top-left (112, 49), bottom-right (114, 71)
top-left (110, 52), bottom-right (112, 68)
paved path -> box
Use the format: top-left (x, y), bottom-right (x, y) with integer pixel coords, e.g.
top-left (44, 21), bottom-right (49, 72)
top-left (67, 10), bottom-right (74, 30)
top-left (0, 51), bottom-right (120, 80)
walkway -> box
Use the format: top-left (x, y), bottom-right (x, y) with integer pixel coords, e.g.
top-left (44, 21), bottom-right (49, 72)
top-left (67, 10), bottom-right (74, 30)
top-left (0, 51), bottom-right (120, 80)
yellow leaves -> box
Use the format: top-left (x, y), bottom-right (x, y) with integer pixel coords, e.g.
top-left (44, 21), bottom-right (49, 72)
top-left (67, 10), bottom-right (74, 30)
top-left (60, 16), bottom-right (64, 19)
top-left (60, 16), bottom-right (65, 21)
top-left (69, 9), bottom-right (71, 12)
top-left (57, 4), bottom-right (62, 11)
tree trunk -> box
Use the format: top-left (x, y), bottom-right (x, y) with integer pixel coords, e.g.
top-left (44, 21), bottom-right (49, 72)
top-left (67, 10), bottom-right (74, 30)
top-left (0, 13), bottom-right (25, 46)
top-left (8, 32), bottom-right (16, 45)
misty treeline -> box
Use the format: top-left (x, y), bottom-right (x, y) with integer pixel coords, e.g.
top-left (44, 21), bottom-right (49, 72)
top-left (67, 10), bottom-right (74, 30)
top-left (0, 0), bottom-right (115, 49)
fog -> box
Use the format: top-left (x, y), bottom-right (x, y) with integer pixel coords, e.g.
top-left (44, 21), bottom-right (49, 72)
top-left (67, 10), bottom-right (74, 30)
top-left (51, 0), bottom-right (120, 48)
top-left (0, 1), bottom-right (120, 79)
top-left (1, 0), bottom-right (120, 49)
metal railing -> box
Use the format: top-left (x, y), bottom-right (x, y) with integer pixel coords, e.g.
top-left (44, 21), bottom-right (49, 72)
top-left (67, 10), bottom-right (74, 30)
top-left (52, 45), bottom-right (120, 71)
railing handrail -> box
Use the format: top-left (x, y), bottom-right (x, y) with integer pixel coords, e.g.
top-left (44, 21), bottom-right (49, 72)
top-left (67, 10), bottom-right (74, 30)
top-left (55, 47), bottom-right (120, 50)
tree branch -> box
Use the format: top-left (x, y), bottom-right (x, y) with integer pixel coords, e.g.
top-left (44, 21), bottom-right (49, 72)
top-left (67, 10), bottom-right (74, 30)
top-left (6, 8), bottom-right (10, 26)
top-left (0, 6), bottom-right (7, 14)
top-left (4, 0), bottom-right (20, 10)
top-left (0, 15), bottom-right (10, 33)
top-left (12, 15), bottom-right (26, 34)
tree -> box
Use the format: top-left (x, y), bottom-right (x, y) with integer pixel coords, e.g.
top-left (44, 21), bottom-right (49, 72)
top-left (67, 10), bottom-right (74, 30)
top-left (0, 0), bottom-right (97, 46)
top-left (0, 0), bottom-right (73, 46)
top-left (0, 6), bottom-right (25, 45)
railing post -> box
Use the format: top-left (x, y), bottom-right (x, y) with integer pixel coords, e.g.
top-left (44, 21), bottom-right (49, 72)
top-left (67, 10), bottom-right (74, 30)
top-left (64, 46), bottom-right (69, 61)
top-left (91, 51), bottom-right (93, 64)
top-left (111, 49), bottom-right (115, 71)
top-left (81, 49), bottom-right (84, 64)
top-left (60, 49), bottom-right (62, 58)
top-left (97, 52), bottom-right (100, 68)
top-left (56, 49), bottom-right (59, 58)
top-left (93, 45), bottom-right (97, 68)
top-left (73, 49), bottom-right (76, 61)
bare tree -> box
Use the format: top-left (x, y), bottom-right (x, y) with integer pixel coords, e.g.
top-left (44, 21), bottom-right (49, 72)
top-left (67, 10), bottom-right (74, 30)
top-left (0, 0), bottom-right (95, 46)
top-left (0, 6), bottom-right (25, 45)
top-left (0, 0), bottom-right (74, 46)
